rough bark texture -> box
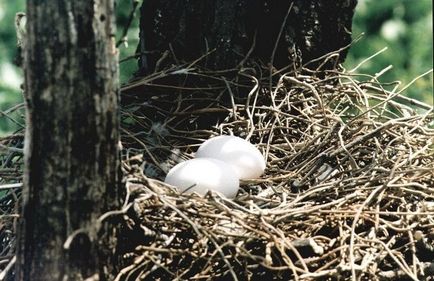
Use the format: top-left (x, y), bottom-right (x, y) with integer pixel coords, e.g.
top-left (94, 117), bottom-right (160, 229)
top-left (16, 1), bottom-right (121, 280)
top-left (138, 0), bottom-right (357, 73)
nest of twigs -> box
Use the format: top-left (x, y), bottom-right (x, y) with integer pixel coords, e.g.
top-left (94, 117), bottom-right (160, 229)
top-left (0, 104), bottom-right (24, 278)
top-left (0, 57), bottom-right (433, 281)
top-left (115, 61), bottom-right (434, 281)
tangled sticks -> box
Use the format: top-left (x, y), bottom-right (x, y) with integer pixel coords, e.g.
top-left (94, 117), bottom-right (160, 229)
top-left (117, 61), bottom-right (434, 281)
top-left (0, 57), bottom-right (432, 280)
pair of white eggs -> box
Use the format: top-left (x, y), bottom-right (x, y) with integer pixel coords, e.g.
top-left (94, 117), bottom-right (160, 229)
top-left (164, 135), bottom-right (265, 198)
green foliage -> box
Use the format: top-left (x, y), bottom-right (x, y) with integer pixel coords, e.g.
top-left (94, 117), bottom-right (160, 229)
top-left (345, 0), bottom-right (433, 105)
top-left (0, 0), bottom-right (25, 135)
top-left (116, 0), bottom-right (141, 84)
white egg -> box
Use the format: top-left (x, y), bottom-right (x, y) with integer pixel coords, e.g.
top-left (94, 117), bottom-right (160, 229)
top-left (164, 158), bottom-right (239, 198)
top-left (195, 135), bottom-right (265, 179)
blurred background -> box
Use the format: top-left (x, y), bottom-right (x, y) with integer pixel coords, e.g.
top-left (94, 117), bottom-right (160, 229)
top-left (0, 0), bottom-right (432, 136)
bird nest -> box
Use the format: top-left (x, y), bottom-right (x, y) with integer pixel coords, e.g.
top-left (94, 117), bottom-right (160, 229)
top-left (0, 59), bottom-right (433, 280)
top-left (115, 63), bottom-right (434, 280)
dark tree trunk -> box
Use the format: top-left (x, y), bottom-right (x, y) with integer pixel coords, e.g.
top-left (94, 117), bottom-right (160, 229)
top-left (16, 1), bottom-right (121, 280)
top-left (137, 0), bottom-right (357, 73)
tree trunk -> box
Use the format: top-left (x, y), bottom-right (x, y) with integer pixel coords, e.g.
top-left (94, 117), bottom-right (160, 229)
top-left (16, 1), bottom-right (121, 280)
top-left (137, 0), bottom-right (357, 73)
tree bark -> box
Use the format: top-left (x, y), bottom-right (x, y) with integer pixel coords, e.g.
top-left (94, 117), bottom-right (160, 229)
top-left (16, 1), bottom-right (121, 280)
top-left (137, 0), bottom-right (357, 73)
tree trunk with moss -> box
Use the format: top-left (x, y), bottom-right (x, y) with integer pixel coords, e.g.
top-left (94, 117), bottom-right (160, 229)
top-left (138, 0), bottom-right (357, 73)
top-left (16, 1), bottom-right (121, 280)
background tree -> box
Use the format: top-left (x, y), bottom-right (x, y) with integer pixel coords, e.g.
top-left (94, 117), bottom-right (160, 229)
top-left (15, 1), bottom-right (121, 280)
top-left (137, 0), bottom-right (357, 73)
